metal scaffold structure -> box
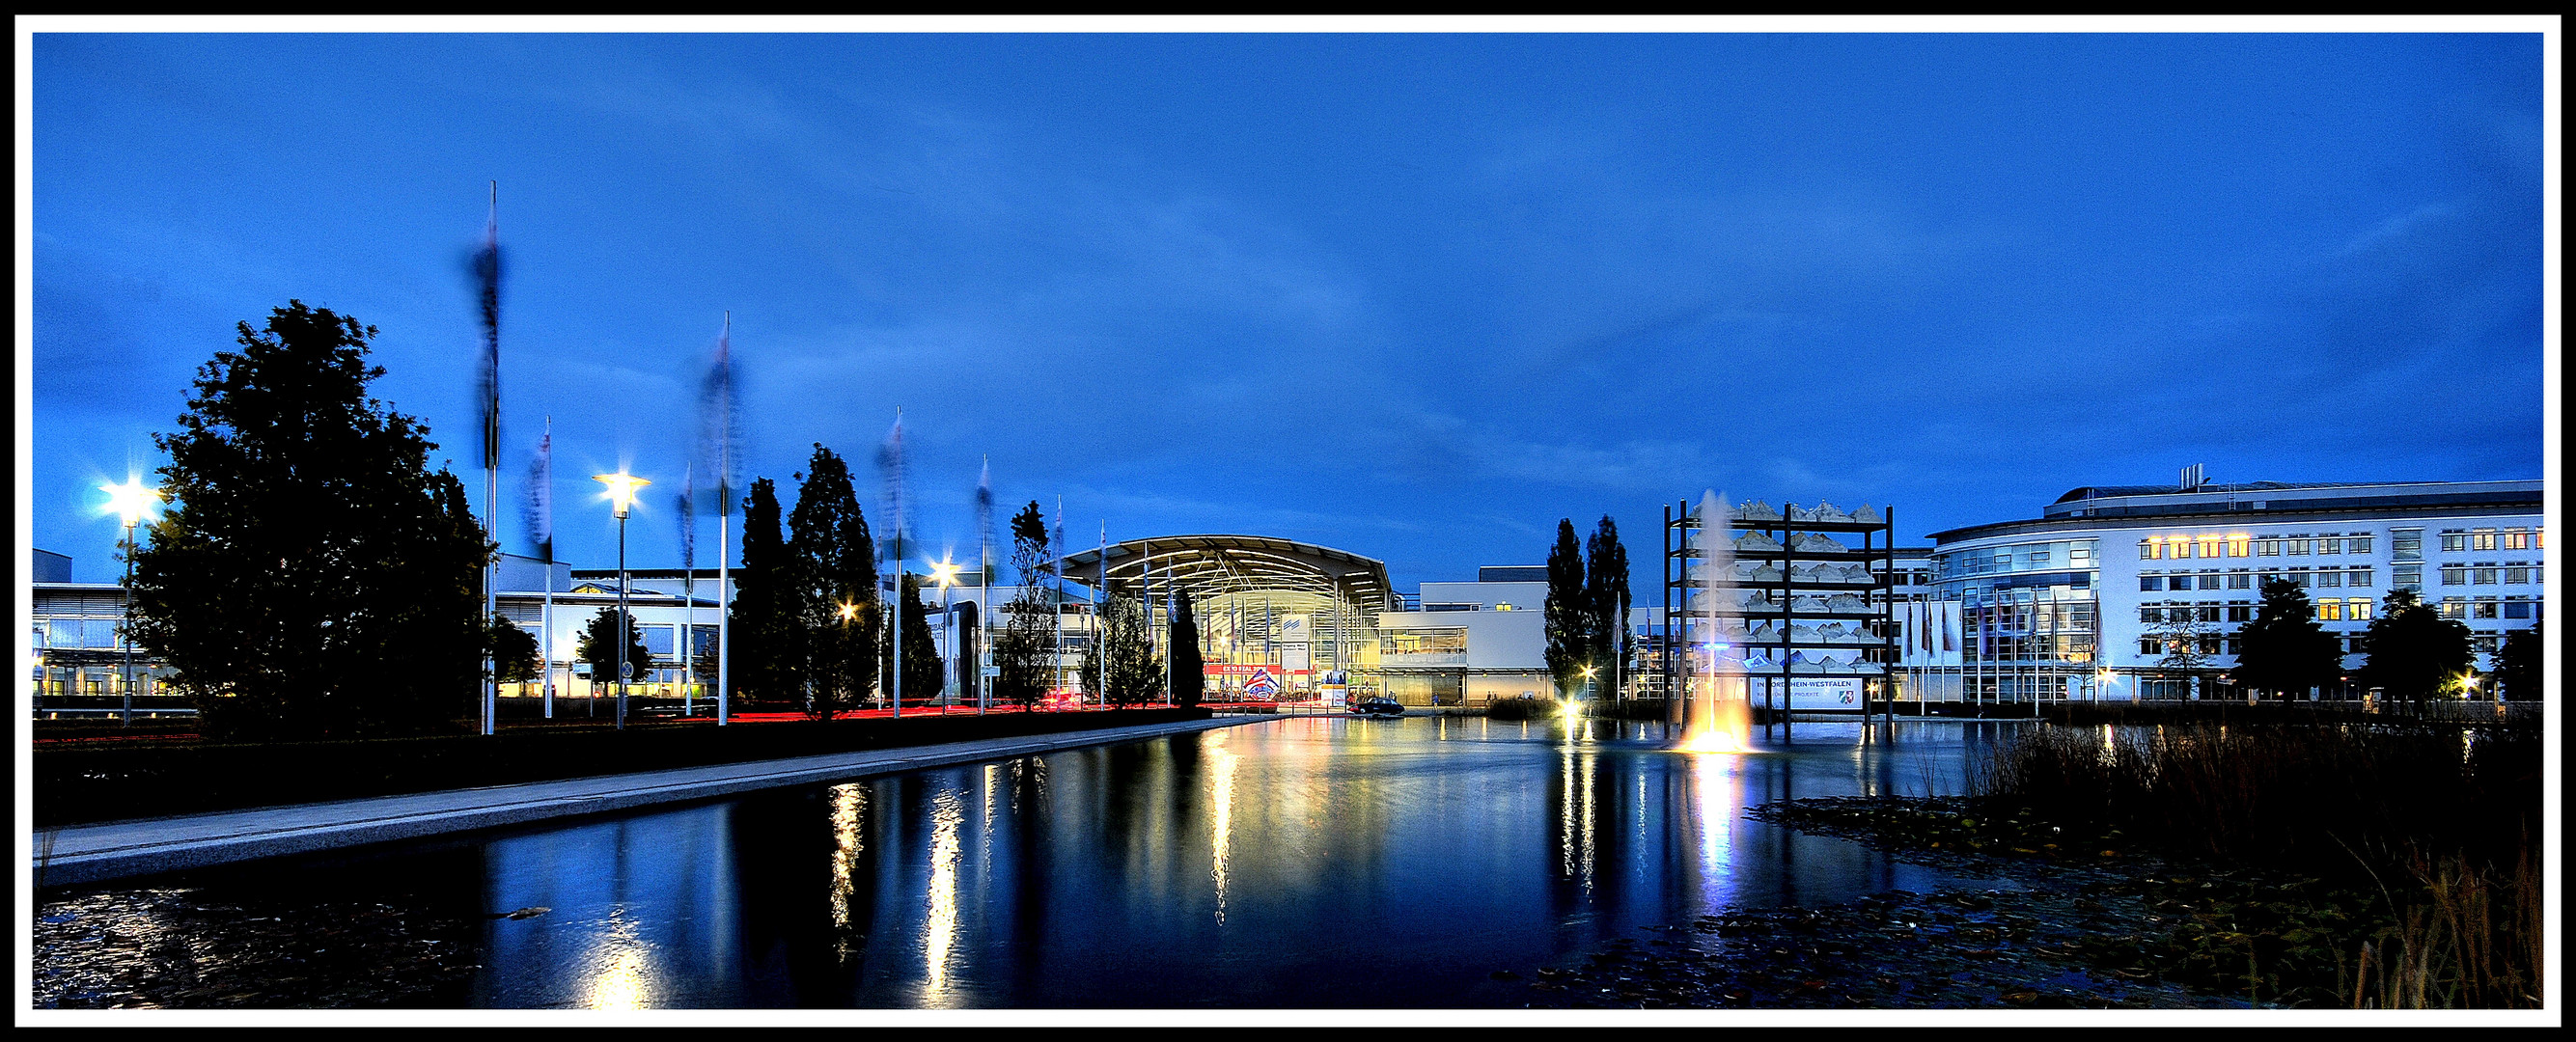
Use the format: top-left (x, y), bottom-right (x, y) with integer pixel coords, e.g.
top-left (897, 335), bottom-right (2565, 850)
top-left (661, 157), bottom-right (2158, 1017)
top-left (1663, 498), bottom-right (1899, 737)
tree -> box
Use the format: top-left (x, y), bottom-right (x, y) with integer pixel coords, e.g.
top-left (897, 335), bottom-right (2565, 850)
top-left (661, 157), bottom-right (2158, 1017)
top-left (1542, 518), bottom-right (1592, 699)
top-left (2357, 587), bottom-right (2475, 710)
top-left (895, 572), bottom-right (944, 705)
top-left (727, 478), bottom-right (800, 705)
top-left (2494, 620), bottom-right (2541, 703)
top-left (2230, 579), bottom-right (2344, 699)
top-left (2149, 605), bottom-right (2217, 674)
top-left (788, 445), bottom-right (877, 720)
top-left (995, 502), bottom-right (1057, 709)
top-left (1077, 588), bottom-right (1163, 707)
top-left (486, 615), bottom-right (540, 685)
top-left (1169, 592), bottom-right (1205, 707)
top-left (1585, 516), bottom-right (1630, 699)
top-left (129, 302), bottom-right (491, 741)
top-left (576, 607), bottom-right (652, 691)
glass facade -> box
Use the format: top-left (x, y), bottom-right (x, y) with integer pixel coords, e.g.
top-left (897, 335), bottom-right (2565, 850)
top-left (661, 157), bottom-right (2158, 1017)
top-left (1932, 538), bottom-right (2099, 667)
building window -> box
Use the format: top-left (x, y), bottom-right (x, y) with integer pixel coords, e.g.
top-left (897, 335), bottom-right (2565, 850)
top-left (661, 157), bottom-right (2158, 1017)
top-left (2225, 638), bottom-right (2244, 656)
top-left (2348, 598), bottom-right (2373, 620)
top-left (2503, 600), bottom-right (2533, 619)
top-left (2139, 576), bottom-right (2163, 591)
top-left (2196, 606), bottom-right (2220, 623)
top-left (2439, 598), bottom-right (2467, 619)
top-left (2471, 530), bottom-right (2497, 552)
top-left (2226, 605), bottom-right (2253, 622)
top-left (2139, 638), bottom-right (2162, 657)
top-left (2394, 564), bottom-right (2422, 589)
top-left (2227, 535), bottom-right (2251, 558)
top-left (2347, 536), bottom-right (2372, 554)
top-left (2505, 567), bottom-right (2528, 585)
top-left (2197, 535), bottom-right (2222, 559)
top-left (2473, 600), bottom-right (2500, 619)
top-left (2139, 607), bottom-right (2163, 624)
top-left (2471, 634), bottom-right (2500, 655)
top-left (2348, 568), bottom-right (2372, 588)
top-left (2315, 570), bottom-right (2342, 588)
top-left (2167, 536), bottom-right (2193, 559)
top-left (2290, 570), bottom-right (2311, 588)
top-left (2197, 634), bottom-right (2222, 654)
top-left (2346, 636), bottom-right (2368, 654)
top-left (2226, 571), bottom-right (2252, 590)
top-left (2390, 530), bottom-right (2422, 561)
top-left (2139, 539), bottom-right (2161, 561)
top-left (2472, 568), bottom-right (2498, 585)
top-left (2285, 538), bottom-right (2312, 556)
top-left (2316, 600), bottom-right (2343, 621)
top-left (2499, 531), bottom-right (2527, 551)
top-left (2441, 566), bottom-right (2467, 586)
top-left (2441, 534), bottom-right (2470, 553)
top-left (2317, 537), bottom-right (2342, 555)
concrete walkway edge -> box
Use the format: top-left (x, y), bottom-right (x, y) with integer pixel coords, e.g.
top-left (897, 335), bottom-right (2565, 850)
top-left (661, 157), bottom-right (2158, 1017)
top-left (36, 714), bottom-right (1281, 889)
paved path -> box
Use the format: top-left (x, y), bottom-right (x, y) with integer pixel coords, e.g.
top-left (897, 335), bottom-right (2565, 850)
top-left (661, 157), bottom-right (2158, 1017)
top-left (36, 714), bottom-right (1279, 890)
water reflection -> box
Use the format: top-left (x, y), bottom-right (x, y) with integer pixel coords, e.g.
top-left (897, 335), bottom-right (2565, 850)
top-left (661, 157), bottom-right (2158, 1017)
top-left (53, 717), bottom-right (2033, 1008)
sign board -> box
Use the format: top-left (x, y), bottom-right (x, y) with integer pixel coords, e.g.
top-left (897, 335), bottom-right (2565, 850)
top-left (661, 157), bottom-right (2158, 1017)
top-left (1283, 643), bottom-right (1311, 672)
top-left (1276, 615), bottom-right (1310, 644)
top-left (1786, 677), bottom-right (1862, 710)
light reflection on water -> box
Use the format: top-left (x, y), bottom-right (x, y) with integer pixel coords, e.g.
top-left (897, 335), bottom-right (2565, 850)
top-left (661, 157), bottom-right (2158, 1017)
top-left (46, 716), bottom-right (2037, 1008)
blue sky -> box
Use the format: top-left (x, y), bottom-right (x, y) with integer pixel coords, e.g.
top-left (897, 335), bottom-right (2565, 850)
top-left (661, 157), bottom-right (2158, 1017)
top-left (27, 31), bottom-right (2548, 592)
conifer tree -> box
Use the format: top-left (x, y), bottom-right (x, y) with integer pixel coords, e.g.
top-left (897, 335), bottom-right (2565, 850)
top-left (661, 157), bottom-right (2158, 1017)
top-left (996, 502), bottom-right (1056, 709)
top-left (2357, 587), bottom-right (2475, 710)
top-left (1169, 593), bottom-right (1205, 707)
top-left (728, 477), bottom-right (798, 704)
top-left (2231, 579), bottom-right (2343, 699)
top-left (1542, 518), bottom-right (1591, 699)
top-left (788, 445), bottom-right (877, 719)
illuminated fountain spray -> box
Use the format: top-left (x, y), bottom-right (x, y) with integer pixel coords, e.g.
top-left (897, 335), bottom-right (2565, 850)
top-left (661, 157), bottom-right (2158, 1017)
top-left (1681, 489), bottom-right (1757, 754)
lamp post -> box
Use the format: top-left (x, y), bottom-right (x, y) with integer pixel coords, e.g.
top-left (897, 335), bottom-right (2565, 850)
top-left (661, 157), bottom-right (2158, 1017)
top-left (596, 471), bottom-right (650, 729)
top-left (101, 478), bottom-right (161, 727)
top-left (1580, 664), bottom-right (1597, 704)
top-left (930, 557), bottom-right (961, 712)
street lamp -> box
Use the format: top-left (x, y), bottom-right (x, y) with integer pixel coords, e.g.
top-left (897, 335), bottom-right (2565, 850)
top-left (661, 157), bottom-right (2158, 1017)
top-left (929, 557), bottom-right (961, 711)
top-left (100, 478), bottom-right (162, 727)
top-left (1580, 664), bottom-right (1598, 703)
top-left (596, 470), bottom-right (650, 729)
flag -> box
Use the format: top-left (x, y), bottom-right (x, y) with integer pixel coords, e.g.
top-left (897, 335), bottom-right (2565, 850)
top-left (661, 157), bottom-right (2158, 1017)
top-left (696, 313), bottom-right (739, 517)
top-left (975, 457), bottom-right (994, 580)
top-left (876, 410), bottom-right (908, 560)
top-left (678, 462), bottom-right (697, 574)
top-left (522, 426), bottom-right (552, 563)
top-left (473, 185), bottom-right (502, 474)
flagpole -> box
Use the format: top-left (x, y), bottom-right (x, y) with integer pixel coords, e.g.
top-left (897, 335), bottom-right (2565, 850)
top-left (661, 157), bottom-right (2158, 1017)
top-left (1099, 520), bottom-right (1109, 710)
top-left (890, 408), bottom-right (903, 721)
top-left (681, 463), bottom-right (695, 719)
top-left (540, 417), bottom-right (554, 720)
top-left (480, 180), bottom-right (500, 738)
top-left (714, 312), bottom-right (733, 727)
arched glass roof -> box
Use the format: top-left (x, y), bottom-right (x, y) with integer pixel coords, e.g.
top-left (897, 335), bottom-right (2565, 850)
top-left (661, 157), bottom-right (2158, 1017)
top-left (1057, 535), bottom-right (1394, 612)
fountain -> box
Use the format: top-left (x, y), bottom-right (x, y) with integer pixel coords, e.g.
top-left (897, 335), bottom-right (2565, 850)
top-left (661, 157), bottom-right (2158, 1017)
top-left (1679, 490), bottom-right (1758, 754)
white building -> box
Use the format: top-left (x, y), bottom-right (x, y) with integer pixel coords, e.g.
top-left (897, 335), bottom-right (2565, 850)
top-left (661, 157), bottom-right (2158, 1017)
top-left (1917, 477), bottom-right (2544, 702)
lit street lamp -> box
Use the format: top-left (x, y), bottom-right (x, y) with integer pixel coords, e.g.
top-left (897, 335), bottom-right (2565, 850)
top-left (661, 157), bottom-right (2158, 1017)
top-left (930, 557), bottom-right (961, 710)
top-left (100, 478), bottom-right (162, 727)
top-left (596, 470), bottom-right (650, 729)
top-left (1580, 664), bottom-right (1598, 704)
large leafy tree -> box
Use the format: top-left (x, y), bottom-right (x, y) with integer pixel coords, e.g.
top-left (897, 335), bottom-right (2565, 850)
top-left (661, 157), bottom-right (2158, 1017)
top-left (2494, 621), bottom-right (2540, 703)
top-left (788, 445), bottom-right (878, 720)
top-left (2150, 606), bottom-right (2217, 674)
top-left (727, 478), bottom-right (800, 705)
top-left (2230, 579), bottom-right (2344, 699)
top-left (486, 615), bottom-right (541, 685)
top-left (1585, 516), bottom-right (1630, 699)
top-left (1542, 519), bottom-right (1591, 699)
top-left (995, 502), bottom-right (1056, 709)
top-left (2357, 587), bottom-right (2475, 710)
top-left (1077, 588), bottom-right (1163, 707)
top-left (130, 302), bottom-right (490, 741)
top-left (576, 607), bottom-right (653, 690)
top-left (1169, 592), bottom-right (1205, 707)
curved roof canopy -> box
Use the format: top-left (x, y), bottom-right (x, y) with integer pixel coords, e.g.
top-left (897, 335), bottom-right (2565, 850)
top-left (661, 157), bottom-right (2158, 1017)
top-left (1057, 535), bottom-right (1394, 612)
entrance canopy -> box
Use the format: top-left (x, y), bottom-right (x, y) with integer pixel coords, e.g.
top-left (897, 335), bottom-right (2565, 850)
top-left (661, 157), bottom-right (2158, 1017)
top-left (1058, 535), bottom-right (1395, 613)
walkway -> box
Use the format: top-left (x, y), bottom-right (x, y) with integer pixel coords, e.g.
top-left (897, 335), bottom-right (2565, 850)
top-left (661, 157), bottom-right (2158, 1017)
top-left (35, 714), bottom-right (1277, 890)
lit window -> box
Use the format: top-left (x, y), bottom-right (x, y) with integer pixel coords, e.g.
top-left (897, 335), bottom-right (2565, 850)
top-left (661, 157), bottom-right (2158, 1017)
top-left (2472, 530), bottom-right (2497, 552)
top-left (2197, 535), bottom-right (2222, 559)
top-left (2316, 600), bottom-right (2343, 621)
top-left (2348, 598), bottom-right (2373, 621)
top-left (2139, 539), bottom-right (2161, 561)
top-left (2501, 531), bottom-right (2526, 551)
top-left (2227, 535), bottom-right (2250, 557)
top-left (2168, 536), bottom-right (2193, 559)
top-left (2536, 529), bottom-right (2546, 550)
top-left (2439, 598), bottom-right (2467, 619)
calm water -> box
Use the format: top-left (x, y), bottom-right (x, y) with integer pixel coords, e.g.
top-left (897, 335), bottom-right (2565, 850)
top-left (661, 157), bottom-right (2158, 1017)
top-left (41, 715), bottom-right (2033, 1008)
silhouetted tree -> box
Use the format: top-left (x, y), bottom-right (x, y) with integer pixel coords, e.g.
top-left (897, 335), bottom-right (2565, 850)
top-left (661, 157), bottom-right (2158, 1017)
top-left (788, 445), bottom-right (877, 720)
top-left (2358, 587), bottom-right (2475, 710)
top-left (1169, 592), bottom-right (1205, 707)
top-left (728, 478), bottom-right (799, 705)
top-left (1586, 515), bottom-right (1630, 698)
top-left (895, 572), bottom-right (943, 705)
top-left (2495, 621), bottom-right (2540, 703)
top-left (1542, 519), bottom-right (1592, 699)
top-left (1077, 588), bottom-right (1162, 707)
top-left (130, 302), bottom-right (490, 741)
top-left (2231, 580), bottom-right (2344, 699)
top-left (996, 502), bottom-right (1056, 709)
top-left (576, 607), bottom-right (652, 691)
top-left (486, 615), bottom-right (540, 685)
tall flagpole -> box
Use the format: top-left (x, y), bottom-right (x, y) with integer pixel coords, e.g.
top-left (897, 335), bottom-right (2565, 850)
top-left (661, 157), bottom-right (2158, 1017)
top-left (680, 462), bottom-right (696, 718)
top-left (1099, 520), bottom-right (1109, 709)
top-left (711, 312), bottom-right (735, 727)
top-left (476, 180), bottom-right (502, 737)
top-left (536, 418), bottom-right (554, 718)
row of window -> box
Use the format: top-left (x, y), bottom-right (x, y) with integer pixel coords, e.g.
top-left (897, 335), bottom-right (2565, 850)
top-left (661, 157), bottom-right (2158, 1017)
top-left (2137, 535), bottom-right (2375, 560)
top-left (2439, 598), bottom-right (2541, 620)
top-left (2440, 529), bottom-right (2543, 553)
top-left (2440, 565), bottom-right (2543, 586)
top-left (2141, 569), bottom-right (2372, 590)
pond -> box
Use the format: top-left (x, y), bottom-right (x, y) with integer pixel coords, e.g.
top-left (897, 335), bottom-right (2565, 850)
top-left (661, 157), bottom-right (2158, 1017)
top-left (36, 715), bottom-right (2039, 1008)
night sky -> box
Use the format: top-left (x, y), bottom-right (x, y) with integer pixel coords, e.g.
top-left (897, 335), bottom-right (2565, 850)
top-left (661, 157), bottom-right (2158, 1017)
top-left (26, 30), bottom-right (2548, 592)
